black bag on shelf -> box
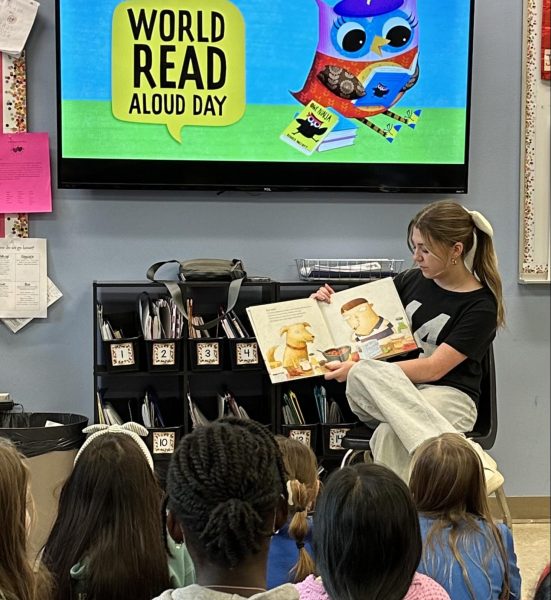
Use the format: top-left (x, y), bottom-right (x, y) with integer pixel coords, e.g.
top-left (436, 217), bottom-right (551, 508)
top-left (146, 259), bottom-right (246, 331)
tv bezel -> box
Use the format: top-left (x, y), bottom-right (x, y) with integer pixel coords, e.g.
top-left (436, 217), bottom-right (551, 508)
top-left (55, 0), bottom-right (475, 194)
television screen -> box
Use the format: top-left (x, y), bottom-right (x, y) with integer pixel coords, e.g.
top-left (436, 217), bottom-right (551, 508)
top-left (56, 0), bottom-right (474, 192)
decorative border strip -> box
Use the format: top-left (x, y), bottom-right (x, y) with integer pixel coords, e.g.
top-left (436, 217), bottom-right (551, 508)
top-left (1, 51), bottom-right (29, 239)
top-left (1, 52), bottom-right (27, 132)
top-left (519, 0), bottom-right (550, 281)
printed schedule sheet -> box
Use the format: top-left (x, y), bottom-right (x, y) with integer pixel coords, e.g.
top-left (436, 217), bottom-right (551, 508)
top-left (0, 237), bottom-right (47, 318)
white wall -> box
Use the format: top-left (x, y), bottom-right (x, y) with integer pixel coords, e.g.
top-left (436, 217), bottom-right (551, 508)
top-left (1, 0), bottom-right (549, 496)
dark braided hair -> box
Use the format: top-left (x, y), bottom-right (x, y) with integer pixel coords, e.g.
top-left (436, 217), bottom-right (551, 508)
top-left (167, 417), bottom-right (288, 569)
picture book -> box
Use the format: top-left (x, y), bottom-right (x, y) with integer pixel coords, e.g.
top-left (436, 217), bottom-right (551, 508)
top-left (280, 100), bottom-right (339, 155)
top-left (246, 277), bottom-right (417, 384)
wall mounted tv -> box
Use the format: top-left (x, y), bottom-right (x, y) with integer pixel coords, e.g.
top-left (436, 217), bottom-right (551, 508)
top-left (56, 0), bottom-right (475, 192)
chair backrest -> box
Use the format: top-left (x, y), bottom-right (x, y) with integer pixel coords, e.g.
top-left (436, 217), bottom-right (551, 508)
top-left (467, 345), bottom-right (497, 450)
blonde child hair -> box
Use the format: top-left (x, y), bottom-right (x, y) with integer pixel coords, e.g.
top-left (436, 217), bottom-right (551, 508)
top-left (276, 435), bottom-right (319, 583)
top-left (410, 433), bottom-right (511, 600)
top-left (0, 438), bottom-right (52, 600)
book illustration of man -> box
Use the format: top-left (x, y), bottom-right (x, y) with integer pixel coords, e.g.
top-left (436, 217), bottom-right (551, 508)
top-left (340, 298), bottom-right (394, 343)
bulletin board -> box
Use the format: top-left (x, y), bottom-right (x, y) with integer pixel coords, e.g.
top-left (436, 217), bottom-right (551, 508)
top-left (519, 0), bottom-right (550, 283)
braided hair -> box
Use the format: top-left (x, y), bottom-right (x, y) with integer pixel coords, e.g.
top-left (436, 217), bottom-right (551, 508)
top-left (167, 417), bottom-right (288, 569)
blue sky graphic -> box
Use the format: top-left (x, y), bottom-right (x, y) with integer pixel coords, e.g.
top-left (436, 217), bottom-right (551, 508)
top-left (60, 0), bottom-right (472, 108)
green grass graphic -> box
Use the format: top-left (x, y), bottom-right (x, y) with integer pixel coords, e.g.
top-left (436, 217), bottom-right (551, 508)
top-left (61, 101), bottom-right (466, 163)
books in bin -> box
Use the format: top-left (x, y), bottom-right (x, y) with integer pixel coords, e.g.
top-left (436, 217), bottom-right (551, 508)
top-left (246, 277), bottom-right (417, 384)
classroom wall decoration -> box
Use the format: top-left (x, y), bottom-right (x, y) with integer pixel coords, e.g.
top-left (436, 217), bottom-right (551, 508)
top-left (519, 0), bottom-right (550, 283)
top-left (1, 52), bottom-right (28, 239)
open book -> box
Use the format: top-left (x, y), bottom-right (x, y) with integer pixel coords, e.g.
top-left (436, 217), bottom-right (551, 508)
top-left (246, 277), bottom-right (417, 384)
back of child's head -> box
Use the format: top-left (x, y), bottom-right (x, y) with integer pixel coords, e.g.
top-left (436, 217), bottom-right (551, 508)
top-left (410, 433), bottom-right (488, 518)
top-left (42, 430), bottom-right (169, 600)
top-left (410, 433), bottom-right (510, 600)
top-left (167, 417), bottom-right (287, 570)
top-left (313, 463), bottom-right (421, 600)
top-left (275, 435), bottom-right (318, 582)
top-left (0, 438), bottom-right (51, 600)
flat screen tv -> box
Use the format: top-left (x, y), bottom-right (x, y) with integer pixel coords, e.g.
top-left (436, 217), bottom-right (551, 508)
top-left (56, 0), bottom-right (475, 192)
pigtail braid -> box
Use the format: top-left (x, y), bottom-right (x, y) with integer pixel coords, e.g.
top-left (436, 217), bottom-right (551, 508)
top-left (287, 479), bottom-right (316, 582)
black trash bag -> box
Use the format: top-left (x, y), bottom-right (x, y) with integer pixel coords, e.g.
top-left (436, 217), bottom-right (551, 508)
top-left (0, 412), bottom-right (88, 458)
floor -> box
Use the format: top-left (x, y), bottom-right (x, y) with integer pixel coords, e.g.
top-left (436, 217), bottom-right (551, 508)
top-left (513, 521), bottom-right (550, 599)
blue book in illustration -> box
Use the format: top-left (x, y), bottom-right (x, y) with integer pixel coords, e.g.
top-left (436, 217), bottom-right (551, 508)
top-left (317, 110), bottom-right (359, 152)
top-left (356, 63), bottom-right (417, 109)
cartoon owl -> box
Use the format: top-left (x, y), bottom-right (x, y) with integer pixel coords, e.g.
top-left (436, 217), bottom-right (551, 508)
top-left (295, 112), bottom-right (328, 139)
top-left (293, 0), bottom-right (422, 142)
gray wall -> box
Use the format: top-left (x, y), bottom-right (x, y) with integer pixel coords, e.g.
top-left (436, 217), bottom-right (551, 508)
top-left (1, 0), bottom-right (549, 496)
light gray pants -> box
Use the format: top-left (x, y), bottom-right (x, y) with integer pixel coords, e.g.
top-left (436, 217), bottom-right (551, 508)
top-left (346, 359), bottom-right (477, 482)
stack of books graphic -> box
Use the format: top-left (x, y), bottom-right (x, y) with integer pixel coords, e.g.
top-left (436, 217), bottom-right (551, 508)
top-left (316, 115), bottom-right (358, 152)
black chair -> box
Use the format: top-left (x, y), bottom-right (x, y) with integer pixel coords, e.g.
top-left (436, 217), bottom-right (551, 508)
top-left (340, 345), bottom-right (512, 526)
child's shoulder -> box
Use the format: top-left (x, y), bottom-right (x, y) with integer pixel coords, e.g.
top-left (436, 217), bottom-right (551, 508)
top-left (405, 573), bottom-right (451, 599)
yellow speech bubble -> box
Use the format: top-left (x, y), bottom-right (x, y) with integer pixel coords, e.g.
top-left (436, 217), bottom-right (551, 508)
top-left (112, 0), bottom-right (245, 142)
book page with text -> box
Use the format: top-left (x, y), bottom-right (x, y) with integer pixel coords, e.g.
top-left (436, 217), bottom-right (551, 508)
top-left (247, 298), bottom-right (335, 383)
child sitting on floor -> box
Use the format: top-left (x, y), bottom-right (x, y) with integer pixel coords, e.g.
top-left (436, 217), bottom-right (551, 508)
top-left (0, 438), bottom-right (52, 600)
top-left (296, 462), bottom-right (450, 600)
top-left (409, 433), bottom-right (521, 600)
top-left (41, 423), bottom-right (194, 600)
top-left (267, 436), bottom-right (319, 588)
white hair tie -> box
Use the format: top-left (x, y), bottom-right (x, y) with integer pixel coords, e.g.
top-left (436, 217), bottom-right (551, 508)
top-left (286, 480), bottom-right (295, 507)
top-left (465, 208), bottom-right (494, 238)
top-left (74, 422), bottom-right (154, 471)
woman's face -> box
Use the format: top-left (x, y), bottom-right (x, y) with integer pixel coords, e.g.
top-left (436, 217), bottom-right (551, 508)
top-left (410, 227), bottom-right (453, 280)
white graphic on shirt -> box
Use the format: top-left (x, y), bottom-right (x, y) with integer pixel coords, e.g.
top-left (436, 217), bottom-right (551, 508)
top-left (406, 300), bottom-right (450, 357)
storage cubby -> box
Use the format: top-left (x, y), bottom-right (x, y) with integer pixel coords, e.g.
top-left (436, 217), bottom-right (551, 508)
top-left (93, 279), bottom-right (363, 476)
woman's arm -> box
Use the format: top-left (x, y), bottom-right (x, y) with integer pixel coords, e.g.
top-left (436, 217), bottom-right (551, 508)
top-left (395, 343), bottom-right (467, 383)
top-left (324, 343), bottom-right (467, 384)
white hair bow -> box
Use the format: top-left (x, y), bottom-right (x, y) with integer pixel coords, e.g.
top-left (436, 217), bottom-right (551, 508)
top-left (74, 422), bottom-right (154, 470)
top-left (463, 208), bottom-right (494, 272)
top-left (465, 208), bottom-right (494, 238)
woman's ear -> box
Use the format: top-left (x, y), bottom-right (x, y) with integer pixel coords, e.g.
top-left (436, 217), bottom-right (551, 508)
top-left (275, 494), bottom-right (288, 531)
top-left (167, 510), bottom-right (184, 544)
top-left (452, 241), bottom-right (464, 261)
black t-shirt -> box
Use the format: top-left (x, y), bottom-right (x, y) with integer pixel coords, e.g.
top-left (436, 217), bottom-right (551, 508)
top-left (393, 269), bottom-right (497, 404)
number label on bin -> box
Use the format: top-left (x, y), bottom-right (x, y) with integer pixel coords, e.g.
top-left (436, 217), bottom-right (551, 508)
top-left (152, 342), bottom-right (176, 366)
top-left (110, 342), bottom-right (135, 367)
top-left (196, 341), bottom-right (220, 366)
top-left (289, 429), bottom-right (311, 447)
top-left (152, 431), bottom-right (176, 454)
top-left (329, 428), bottom-right (350, 451)
top-left (235, 342), bottom-right (258, 365)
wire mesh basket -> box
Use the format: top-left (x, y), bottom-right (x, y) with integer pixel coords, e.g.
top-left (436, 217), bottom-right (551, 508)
top-left (295, 258), bottom-right (404, 282)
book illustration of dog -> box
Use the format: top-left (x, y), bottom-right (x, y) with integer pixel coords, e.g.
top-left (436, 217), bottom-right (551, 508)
top-left (267, 322), bottom-right (315, 377)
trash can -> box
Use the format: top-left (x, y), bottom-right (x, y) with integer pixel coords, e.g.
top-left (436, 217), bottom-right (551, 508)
top-left (0, 412), bottom-right (88, 558)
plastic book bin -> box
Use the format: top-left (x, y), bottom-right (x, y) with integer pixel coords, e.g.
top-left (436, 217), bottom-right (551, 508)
top-left (0, 412), bottom-right (88, 559)
top-left (189, 337), bottom-right (225, 371)
top-left (104, 336), bottom-right (142, 372)
top-left (281, 423), bottom-right (318, 451)
top-left (228, 337), bottom-right (261, 371)
top-left (144, 424), bottom-right (185, 487)
top-left (321, 422), bottom-right (358, 457)
top-left (144, 338), bottom-right (183, 372)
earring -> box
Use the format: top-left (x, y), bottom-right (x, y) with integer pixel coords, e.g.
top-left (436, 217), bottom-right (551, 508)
top-left (451, 258), bottom-right (457, 265)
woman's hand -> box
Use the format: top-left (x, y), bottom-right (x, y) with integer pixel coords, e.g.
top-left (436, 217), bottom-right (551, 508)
top-left (324, 360), bottom-right (356, 382)
top-left (310, 283), bottom-right (335, 303)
